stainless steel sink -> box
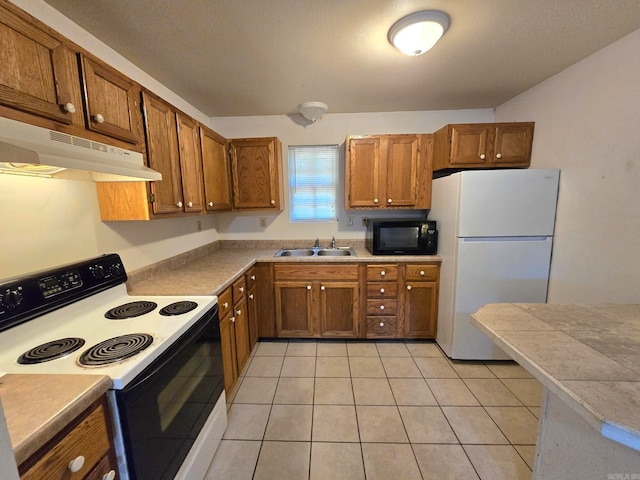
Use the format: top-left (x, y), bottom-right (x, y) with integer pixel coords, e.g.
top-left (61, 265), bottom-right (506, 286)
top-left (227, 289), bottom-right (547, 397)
top-left (274, 247), bottom-right (356, 257)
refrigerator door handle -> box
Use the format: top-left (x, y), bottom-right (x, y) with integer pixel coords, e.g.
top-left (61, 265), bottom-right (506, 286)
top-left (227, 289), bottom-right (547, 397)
top-left (461, 236), bottom-right (550, 242)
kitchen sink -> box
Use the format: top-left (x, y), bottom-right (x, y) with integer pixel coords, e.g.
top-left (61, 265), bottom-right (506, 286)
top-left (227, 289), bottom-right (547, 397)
top-left (274, 247), bottom-right (356, 257)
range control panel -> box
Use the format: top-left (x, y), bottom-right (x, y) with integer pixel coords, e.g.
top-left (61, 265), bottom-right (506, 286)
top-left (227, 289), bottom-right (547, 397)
top-left (0, 253), bottom-right (127, 332)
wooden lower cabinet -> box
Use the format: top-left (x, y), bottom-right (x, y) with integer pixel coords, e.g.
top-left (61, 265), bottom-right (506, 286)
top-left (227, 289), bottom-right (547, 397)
top-left (400, 264), bottom-right (440, 338)
top-left (19, 397), bottom-right (117, 480)
top-left (245, 267), bottom-right (259, 350)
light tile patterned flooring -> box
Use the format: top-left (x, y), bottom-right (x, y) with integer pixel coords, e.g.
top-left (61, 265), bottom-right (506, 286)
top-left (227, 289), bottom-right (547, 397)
top-left (205, 340), bottom-right (543, 480)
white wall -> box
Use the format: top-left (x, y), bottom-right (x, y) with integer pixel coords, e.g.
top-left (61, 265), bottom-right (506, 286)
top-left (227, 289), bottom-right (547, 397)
top-left (210, 109), bottom-right (494, 240)
top-left (495, 29), bottom-right (640, 303)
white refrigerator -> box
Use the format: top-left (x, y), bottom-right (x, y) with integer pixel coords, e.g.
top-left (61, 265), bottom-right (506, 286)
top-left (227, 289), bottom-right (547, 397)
top-left (430, 169), bottom-right (560, 360)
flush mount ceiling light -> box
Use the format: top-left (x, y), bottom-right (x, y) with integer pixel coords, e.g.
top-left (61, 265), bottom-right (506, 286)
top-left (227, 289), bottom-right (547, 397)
top-left (298, 101), bottom-right (328, 122)
top-left (388, 10), bottom-right (450, 56)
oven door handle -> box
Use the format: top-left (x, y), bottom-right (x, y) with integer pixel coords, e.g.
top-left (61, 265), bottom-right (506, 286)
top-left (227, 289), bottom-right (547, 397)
top-left (122, 307), bottom-right (218, 392)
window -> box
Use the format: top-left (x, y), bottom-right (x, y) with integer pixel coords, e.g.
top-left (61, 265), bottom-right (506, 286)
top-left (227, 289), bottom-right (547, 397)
top-left (289, 144), bottom-right (339, 222)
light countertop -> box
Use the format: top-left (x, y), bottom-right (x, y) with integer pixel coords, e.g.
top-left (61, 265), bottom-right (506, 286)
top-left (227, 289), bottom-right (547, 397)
top-left (471, 303), bottom-right (640, 451)
top-left (0, 374), bottom-right (112, 465)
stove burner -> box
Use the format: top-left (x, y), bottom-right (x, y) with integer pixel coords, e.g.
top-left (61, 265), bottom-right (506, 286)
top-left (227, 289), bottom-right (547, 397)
top-left (159, 301), bottom-right (198, 316)
top-left (105, 301), bottom-right (157, 319)
top-left (18, 337), bottom-right (85, 364)
top-left (79, 333), bottom-right (153, 366)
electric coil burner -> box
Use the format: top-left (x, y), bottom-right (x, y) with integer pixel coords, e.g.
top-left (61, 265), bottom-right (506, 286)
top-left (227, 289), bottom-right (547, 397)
top-left (17, 337), bottom-right (85, 364)
top-left (0, 253), bottom-right (226, 480)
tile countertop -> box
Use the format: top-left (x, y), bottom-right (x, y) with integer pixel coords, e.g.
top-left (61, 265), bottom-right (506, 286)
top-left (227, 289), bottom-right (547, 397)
top-left (0, 374), bottom-right (112, 465)
top-left (125, 242), bottom-right (442, 297)
top-left (471, 303), bottom-right (640, 452)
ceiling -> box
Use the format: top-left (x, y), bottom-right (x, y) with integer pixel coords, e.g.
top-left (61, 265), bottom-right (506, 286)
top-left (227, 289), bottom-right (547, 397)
top-left (43, 0), bottom-right (640, 117)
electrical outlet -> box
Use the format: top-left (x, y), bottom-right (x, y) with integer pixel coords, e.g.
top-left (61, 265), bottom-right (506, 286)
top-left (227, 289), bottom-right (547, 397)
top-left (196, 220), bottom-right (202, 232)
top-left (346, 216), bottom-right (353, 226)
top-left (260, 217), bottom-right (267, 228)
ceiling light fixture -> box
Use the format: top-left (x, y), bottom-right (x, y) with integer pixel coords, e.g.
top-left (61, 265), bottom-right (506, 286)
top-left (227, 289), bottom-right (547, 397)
top-left (388, 10), bottom-right (450, 56)
top-left (298, 101), bottom-right (328, 122)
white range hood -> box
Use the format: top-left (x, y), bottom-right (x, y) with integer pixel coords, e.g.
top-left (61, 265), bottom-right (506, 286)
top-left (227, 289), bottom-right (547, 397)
top-left (0, 117), bottom-right (162, 182)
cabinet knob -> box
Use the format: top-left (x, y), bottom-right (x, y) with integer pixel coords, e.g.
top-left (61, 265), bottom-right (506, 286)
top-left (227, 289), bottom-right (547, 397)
top-left (236, 309), bottom-right (241, 315)
top-left (407, 285), bottom-right (412, 290)
top-left (92, 113), bottom-right (105, 124)
top-left (479, 153), bottom-right (486, 160)
top-left (187, 201), bottom-right (193, 207)
top-left (208, 201), bottom-right (214, 207)
top-left (231, 316), bottom-right (235, 323)
top-left (270, 200), bottom-right (276, 205)
top-left (251, 275), bottom-right (256, 280)
top-left (379, 322), bottom-right (385, 327)
top-left (239, 287), bottom-right (244, 292)
top-left (380, 305), bottom-right (385, 310)
top-left (102, 471), bottom-right (116, 480)
top-left (496, 153), bottom-right (502, 159)
top-left (320, 285), bottom-right (326, 291)
top-left (249, 294), bottom-right (254, 300)
top-left (176, 201), bottom-right (183, 208)
top-left (373, 198), bottom-right (379, 204)
top-left (380, 288), bottom-right (385, 293)
top-left (62, 102), bottom-right (76, 113)
top-left (387, 198), bottom-right (392, 204)
top-left (223, 302), bottom-right (229, 308)
top-left (420, 270), bottom-right (425, 276)
top-left (380, 270), bottom-right (386, 276)
top-left (307, 285), bottom-right (312, 290)
top-left (68, 455), bottom-right (85, 473)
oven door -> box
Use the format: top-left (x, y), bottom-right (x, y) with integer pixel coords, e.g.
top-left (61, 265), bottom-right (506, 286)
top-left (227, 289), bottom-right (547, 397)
top-left (115, 305), bottom-right (223, 480)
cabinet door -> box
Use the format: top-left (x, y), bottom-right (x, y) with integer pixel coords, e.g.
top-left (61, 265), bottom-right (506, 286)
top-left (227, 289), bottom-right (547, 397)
top-left (200, 126), bottom-right (232, 212)
top-left (318, 281), bottom-right (359, 338)
top-left (233, 296), bottom-right (251, 374)
top-left (275, 281), bottom-right (314, 336)
top-left (0, 7), bottom-right (80, 124)
top-left (346, 136), bottom-right (381, 208)
top-left (176, 113), bottom-right (204, 213)
top-left (229, 138), bottom-right (281, 209)
top-left (402, 282), bottom-right (438, 338)
top-left (492, 123), bottom-right (534, 165)
top-left (80, 56), bottom-right (139, 144)
top-left (449, 124), bottom-right (490, 165)
top-left (247, 284), bottom-right (259, 349)
top-left (385, 135), bottom-right (419, 207)
top-left (141, 92), bottom-right (183, 214)
top-left (219, 313), bottom-right (238, 393)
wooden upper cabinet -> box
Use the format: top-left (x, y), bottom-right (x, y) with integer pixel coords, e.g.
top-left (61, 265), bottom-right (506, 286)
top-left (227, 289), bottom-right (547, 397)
top-left (228, 137), bottom-right (283, 210)
top-left (176, 113), bottom-right (204, 213)
top-left (433, 122), bottom-right (534, 170)
top-left (80, 55), bottom-right (140, 144)
top-left (346, 134), bottom-right (431, 210)
top-left (0, 3), bottom-right (82, 125)
top-left (200, 126), bottom-right (232, 212)
top-left (142, 91), bottom-right (183, 215)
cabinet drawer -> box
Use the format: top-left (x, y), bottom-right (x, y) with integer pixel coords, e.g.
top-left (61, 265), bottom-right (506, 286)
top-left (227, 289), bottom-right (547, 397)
top-left (366, 298), bottom-right (397, 316)
top-left (218, 288), bottom-right (233, 319)
top-left (233, 277), bottom-right (247, 301)
top-left (366, 282), bottom-right (398, 298)
top-left (405, 264), bottom-right (439, 281)
top-left (366, 317), bottom-right (397, 338)
top-left (366, 265), bottom-right (398, 281)
top-left (84, 454), bottom-right (116, 480)
top-left (274, 264), bottom-right (359, 281)
top-left (21, 403), bottom-right (110, 480)
top-left (246, 267), bottom-right (257, 287)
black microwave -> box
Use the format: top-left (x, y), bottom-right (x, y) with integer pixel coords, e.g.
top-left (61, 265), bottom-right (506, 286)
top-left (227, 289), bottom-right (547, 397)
top-left (366, 219), bottom-right (437, 255)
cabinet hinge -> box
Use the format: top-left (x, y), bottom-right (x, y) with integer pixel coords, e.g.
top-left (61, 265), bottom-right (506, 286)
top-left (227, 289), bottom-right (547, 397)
top-left (149, 193), bottom-right (155, 203)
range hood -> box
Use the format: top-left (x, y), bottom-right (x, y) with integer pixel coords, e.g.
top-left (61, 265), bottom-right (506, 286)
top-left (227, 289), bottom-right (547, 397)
top-left (0, 117), bottom-right (162, 182)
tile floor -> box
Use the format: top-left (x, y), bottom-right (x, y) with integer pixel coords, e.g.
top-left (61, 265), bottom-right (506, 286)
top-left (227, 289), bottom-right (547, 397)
top-left (205, 340), bottom-right (544, 480)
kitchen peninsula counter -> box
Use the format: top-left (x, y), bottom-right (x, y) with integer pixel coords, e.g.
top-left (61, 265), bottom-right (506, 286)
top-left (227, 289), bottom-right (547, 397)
top-left (0, 373), bottom-right (112, 465)
top-left (471, 303), bottom-right (640, 479)
top-left (125, 240), bottom-right (441, 297)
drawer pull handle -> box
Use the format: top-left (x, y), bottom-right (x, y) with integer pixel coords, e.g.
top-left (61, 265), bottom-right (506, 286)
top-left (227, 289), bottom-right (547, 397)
top-left (380, 288), bottom-right (385, 293)
top-left (236, 309), bottom-right (241, 315)
top-left (380, 305), bottom-right (385, 310)
top-left (239, 287), bottom-right (244, 292)
top-left (231, 316), bottom-right (236, 323)
top-left (496, 153), bottom-right (502, 159)
top-left (373, 198), bottom-right (379, 204)
top-left (387, 198), bottom-right (392, 204)
top-left (223, 302), bottom-right (229, 308)
top-left (320, 285), bottom-right (326, 291)
top-left (480, 153), bottom-right (486, 160)
top-left (103, 471), bottom-right (116, 480)
top-left (407, 285), bottom-right (412, 290)
top-left (63, 102), bottom-right (76, 113)
top-left (307, 285), bottom-right (312, 290)
top-left (380, 270), bottom-right (386, 276)
top-left (249, 294), bottom-right (254, 300)
top-left (420, 270), bottom-right (425, 276)
top-left (176, 201), bottom-right (183, 208)
top-left (379, 322), bottom-right (385, 327)
top-left (92, 113), bottom-right (105, 124)
top-left (187, 201), bottom-right (193, 208)
top-left (208, 201), bottom-right (214, 207)
top-left (68, 455), bottom-right (85, 473)
top-left (251, 275), bottom-right (256, 280)
top-left (270, 199), bottom-right (276, 205)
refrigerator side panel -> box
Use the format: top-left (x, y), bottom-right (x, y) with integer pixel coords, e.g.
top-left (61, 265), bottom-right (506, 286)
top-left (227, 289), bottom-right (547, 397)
top-left (451, 236), bottom-right (553, 360)
top-left (429, 173), bottom-right (462, 356)
top-left (458, 169), bottom-right (560, 237)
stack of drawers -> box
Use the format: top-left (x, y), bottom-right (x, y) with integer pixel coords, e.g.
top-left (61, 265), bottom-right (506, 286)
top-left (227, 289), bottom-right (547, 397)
top-left (365, 264), bottom-right (398, 338)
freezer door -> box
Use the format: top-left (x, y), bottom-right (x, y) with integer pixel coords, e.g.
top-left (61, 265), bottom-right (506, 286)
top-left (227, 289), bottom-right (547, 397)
top-left (458, 169), bottom-right (559, 237)
top-left (451, 236), bottom-right (553, 360)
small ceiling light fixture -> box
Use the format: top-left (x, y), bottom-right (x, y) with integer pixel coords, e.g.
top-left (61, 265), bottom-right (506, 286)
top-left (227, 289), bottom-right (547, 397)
top-left (297, 101), bottom-right (328, 123)
top-left (388, 10), bottom-right (450, 56)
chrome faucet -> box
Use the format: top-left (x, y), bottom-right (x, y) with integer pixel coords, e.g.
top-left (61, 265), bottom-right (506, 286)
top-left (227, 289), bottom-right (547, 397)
top-left (314, 238), bottom-right (320, 248)
top-left (331, 236), bottom-right (336, 249)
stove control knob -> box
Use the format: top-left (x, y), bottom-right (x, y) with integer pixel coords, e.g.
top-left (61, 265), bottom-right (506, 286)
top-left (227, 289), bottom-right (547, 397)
top-left (110, 263), bottom-right (123, 277)
top-left (3, 289), bottom-right (22, 308)
top-left (91, 265), bottom-right (106, 279)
